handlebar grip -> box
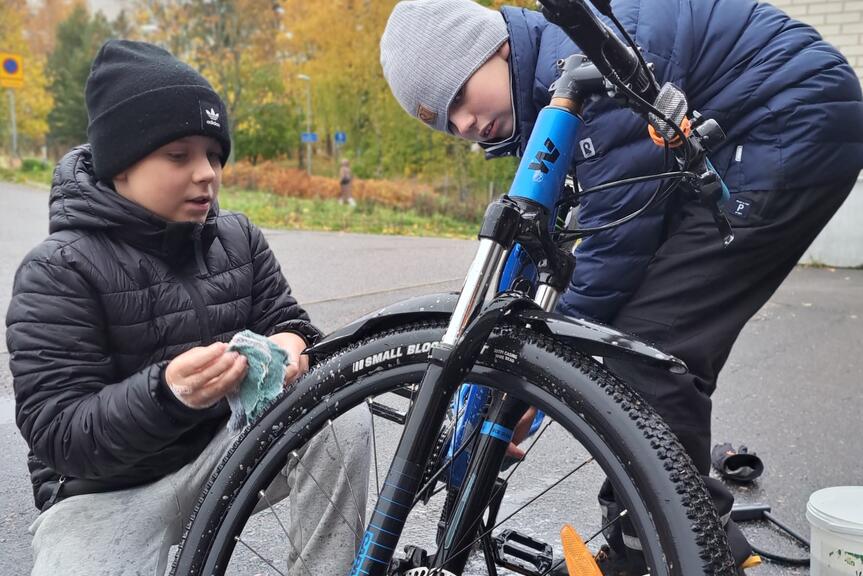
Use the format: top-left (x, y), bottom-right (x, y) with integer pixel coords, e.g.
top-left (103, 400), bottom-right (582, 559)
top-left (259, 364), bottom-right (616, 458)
top-left (538, 0), bottom-right (656, 103)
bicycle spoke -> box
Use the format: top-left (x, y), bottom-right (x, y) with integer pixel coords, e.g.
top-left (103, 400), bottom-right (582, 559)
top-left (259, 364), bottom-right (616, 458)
top-left (462, 420), bottom-right (558, 549)
top-left (421, 419), bottom-right (555, 558)
top-left (290, 450), bottom-right (362, 541)
top-left (233, 535), bottom-right (288, 576)
top-left (501, 419), bottom-right (553, 484)
top-left (585, 509), bottom-right (628, 545)
top-left (327, 419), bottom-right (365, 530)
top-left (257, 490), bottom-right (315, 576)
top-left (366, 397), bottom-right (381, 496)
top-left (448, 457), bottom-right (596, 562)
top-left (411, 417), bottom-right (483, 508)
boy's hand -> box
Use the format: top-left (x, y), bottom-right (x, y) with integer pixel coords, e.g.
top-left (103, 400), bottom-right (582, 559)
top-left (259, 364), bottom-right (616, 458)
top-left (268, 332), bottom-right (310, 386)
top-left (165, 342), bottom-right (248, 409)
top-left (506, 407), bottom-right (538, 459)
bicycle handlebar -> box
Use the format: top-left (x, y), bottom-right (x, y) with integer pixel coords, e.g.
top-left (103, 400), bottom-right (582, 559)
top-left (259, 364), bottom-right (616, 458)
top-left (537, 0), bottom-right (658, 105)
top-left (538, 0), bottom-right (735, 245)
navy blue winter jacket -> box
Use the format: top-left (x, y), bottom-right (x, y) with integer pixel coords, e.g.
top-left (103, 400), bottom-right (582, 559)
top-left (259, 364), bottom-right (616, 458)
top-left (495, 0), bottom-right (863, 323)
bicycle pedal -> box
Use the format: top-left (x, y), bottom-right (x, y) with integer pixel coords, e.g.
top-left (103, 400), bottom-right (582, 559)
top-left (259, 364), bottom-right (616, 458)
top-left (493, 529), bottom-right (553, 575)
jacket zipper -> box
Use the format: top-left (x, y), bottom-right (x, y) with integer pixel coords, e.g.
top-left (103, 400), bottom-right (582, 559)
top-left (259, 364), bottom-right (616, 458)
top-left (178, 230), bottom-right (213, 344)
top-left (44, 475), bottom-right (66, 510)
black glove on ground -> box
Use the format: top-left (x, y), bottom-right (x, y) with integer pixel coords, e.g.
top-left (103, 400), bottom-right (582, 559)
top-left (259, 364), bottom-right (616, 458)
top-left (711, 443), bottom-right (764, 483)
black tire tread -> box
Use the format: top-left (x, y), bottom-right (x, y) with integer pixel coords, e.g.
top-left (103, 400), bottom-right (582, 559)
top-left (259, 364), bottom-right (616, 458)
top-left (513, 327), bottom-right (736, 575)
top-left (171, 320), bottom-right (736, 575)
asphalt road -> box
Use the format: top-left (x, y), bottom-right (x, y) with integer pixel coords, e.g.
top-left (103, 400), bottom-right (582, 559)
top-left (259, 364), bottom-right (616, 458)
top-left (1, 181), bottom-right (861, 574)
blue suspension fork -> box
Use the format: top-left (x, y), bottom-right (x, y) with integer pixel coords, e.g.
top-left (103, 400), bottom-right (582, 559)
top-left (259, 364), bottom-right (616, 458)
top-left (433, 106), bottom-right (583, 574)
top-left (348, 104), bottom-right (582, 576)
top-left (444, 104), bottom-right (583, 503)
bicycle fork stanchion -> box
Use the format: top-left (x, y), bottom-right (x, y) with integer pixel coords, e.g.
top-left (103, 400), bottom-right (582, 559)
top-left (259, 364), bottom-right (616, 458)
top-left (442, 238), bottom-right (508, 346)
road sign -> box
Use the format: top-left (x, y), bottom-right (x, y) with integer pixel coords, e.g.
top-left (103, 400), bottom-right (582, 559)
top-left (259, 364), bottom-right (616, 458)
top-left (301, 132), bottom-right (318, 143)
top-left (0, 53), bottom-right (23, 89)
top-left (334, 131), bottom-right (347, 145)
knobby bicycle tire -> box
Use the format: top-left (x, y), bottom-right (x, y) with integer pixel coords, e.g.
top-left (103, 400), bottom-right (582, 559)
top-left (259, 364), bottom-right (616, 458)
top-left (171, 321), bottom-right (736, 576)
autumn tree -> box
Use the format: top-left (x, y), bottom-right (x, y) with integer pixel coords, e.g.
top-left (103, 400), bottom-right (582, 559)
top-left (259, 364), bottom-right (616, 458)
top-left (45, 5), bottom-right (113, 150)
top-left (137, 0), bottom-right (301, 162)
top-left (26, 0), bottom-right (78, 58)
top-left (279, 0), bottom-right (518, 196)
top-left (128, 0), bottom-right (525, 192)
top-left (0, 0), bottom-right (54, 156)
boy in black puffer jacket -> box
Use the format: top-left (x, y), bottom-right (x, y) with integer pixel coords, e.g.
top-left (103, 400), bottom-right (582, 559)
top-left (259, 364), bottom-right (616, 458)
top-left (6, 40), bottom-right (369, 575)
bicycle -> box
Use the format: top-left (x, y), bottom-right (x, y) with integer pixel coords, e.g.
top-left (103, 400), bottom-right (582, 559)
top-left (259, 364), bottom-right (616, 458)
top-left (170, 0), bottom-right (740, 574)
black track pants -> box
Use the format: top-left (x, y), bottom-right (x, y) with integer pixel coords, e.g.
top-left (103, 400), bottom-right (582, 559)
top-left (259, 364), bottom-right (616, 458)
top-left (603, 173), bottom-right (857, 563)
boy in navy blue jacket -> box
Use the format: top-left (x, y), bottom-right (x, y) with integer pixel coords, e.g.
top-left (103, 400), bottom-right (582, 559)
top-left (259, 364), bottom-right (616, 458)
top-left (381, 0), bottom-right (863, 571)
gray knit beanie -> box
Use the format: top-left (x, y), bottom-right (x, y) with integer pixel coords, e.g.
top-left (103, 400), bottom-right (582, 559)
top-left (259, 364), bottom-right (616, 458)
top-left (380, 0), bottom-right (509, 134)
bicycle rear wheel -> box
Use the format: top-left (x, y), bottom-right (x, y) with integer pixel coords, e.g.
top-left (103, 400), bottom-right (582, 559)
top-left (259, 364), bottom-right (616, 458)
top-left (171, 321), bottom-right (736, 575)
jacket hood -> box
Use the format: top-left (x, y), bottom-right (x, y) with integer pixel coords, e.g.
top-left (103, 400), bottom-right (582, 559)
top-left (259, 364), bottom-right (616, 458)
top-left (49, 145), bottom-right (219, 264)
top-left (480, 7), bottom-right (552, 159)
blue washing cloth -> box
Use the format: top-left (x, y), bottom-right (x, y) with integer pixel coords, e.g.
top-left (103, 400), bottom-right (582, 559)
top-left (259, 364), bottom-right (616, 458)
top-left (225, 330), bottom-right (290, 432)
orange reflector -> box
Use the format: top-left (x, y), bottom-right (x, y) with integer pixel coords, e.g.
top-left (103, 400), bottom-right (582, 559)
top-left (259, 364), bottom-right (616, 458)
top-left (648, 116), bottom-right (691, 148)
top-left (560, 524), bottom-right (602, 576)
top-left (741, 554), bottom-right (763, 569)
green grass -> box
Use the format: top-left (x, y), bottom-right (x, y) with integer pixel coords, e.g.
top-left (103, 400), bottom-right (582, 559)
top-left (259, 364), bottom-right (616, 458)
top-left (219, 187), bottom-right (481, 239)
top-left (0, 172), bottom-right (481, 238)
top-left (0, 160), bottom-right (53, 188)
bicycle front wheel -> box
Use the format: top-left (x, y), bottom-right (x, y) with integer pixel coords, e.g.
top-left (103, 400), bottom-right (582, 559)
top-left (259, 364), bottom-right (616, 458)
top-left (171, 320), bottom-right (735, 576)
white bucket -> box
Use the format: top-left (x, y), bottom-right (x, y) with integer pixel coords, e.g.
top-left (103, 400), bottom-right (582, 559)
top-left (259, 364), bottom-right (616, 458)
top-left (807, 486), bottom-right (863, 575)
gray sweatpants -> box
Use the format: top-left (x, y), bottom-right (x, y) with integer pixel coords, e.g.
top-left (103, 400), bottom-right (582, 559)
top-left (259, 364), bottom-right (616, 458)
top-left (29, 406), bottom-right (371, 576)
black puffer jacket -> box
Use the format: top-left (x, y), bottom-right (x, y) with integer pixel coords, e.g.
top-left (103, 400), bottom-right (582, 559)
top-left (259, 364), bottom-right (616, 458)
top-left (6, 145), bottom-right (318, 510)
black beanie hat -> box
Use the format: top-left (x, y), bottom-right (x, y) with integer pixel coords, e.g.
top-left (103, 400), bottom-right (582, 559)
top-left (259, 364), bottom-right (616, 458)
top-left (85, 39), bottom-right (232, 181)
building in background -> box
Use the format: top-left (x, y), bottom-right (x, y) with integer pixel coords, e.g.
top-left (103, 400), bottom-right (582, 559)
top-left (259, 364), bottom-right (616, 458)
top-left (772, 0), bottom-right (863, 266)
top-left (87, 0), bottom-right (132, 20)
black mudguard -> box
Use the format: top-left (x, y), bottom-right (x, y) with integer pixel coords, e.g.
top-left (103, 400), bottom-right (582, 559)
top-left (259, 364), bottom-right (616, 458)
top-left (309, 292), bottom-right (686, 373)
top-left (309, 292), bottom-right (460, 356)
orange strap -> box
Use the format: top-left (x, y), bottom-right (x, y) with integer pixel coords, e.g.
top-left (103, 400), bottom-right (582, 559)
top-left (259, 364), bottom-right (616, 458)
top-left (648, 116), bottom-right (691, 148)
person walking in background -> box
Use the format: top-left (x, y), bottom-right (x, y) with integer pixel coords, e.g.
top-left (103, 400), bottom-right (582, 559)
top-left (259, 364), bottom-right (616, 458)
top-left (339, 158), bottom-right (356, 207)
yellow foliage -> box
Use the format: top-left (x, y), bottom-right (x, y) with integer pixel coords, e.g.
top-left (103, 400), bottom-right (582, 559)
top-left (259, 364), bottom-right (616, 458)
top-left (15, 59), bottom-right (53, 141)
top-left (0, 0), bottom-right (54, 146)
top-left (279, 0), bottom-right (398, 140)
top-left (26, 0), bottom-right (79, 57)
